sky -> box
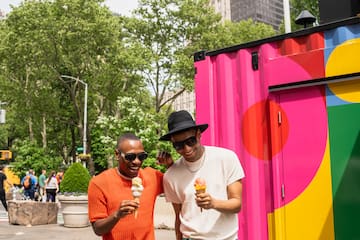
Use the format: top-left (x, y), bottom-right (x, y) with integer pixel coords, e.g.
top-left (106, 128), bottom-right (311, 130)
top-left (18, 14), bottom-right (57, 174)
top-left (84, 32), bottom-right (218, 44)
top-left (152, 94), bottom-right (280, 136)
top-left (0, 0), bottom-right (138, 16)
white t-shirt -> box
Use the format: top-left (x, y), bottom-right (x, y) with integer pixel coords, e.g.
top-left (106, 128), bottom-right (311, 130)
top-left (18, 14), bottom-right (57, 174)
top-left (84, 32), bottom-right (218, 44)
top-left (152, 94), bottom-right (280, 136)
top-left (163, 146), bottom-right (245, 240)
top-left (45, 176), bottom-right (58, 190)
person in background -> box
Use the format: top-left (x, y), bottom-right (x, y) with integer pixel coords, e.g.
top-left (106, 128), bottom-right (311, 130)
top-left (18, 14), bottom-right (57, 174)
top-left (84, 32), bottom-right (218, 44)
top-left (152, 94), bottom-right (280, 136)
top-left (56, 171), bottom-right (64, 185)
top-left (0, 165), bottom-right (13, 211)
top-left (45, 170), bottom-right (58, 202)
top-left (158, 110), bottom-right (245, 240)
top-left (88, 133), bottom-right (173, 240)
top-left (21, 169), bottom-right (38, 200)
top-left (38, 169), bottom-right (47, 202)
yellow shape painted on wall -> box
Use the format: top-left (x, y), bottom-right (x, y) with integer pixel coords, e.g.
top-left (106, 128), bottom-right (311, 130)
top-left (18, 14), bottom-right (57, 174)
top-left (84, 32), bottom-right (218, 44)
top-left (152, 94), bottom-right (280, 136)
top-left (326, 38), bottom-right (360, 103)
top-left (326, 38), bottom-right (360, 77)
top-left (268, 138), bottom-right (334, 240)
top-left (328, 79), bottom-right (360, 103)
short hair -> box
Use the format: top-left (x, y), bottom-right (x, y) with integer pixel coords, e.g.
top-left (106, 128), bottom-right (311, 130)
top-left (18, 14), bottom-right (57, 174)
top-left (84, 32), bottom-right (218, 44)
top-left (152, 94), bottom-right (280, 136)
top-left (0, 165), bottom-right (4, 171)
top-left (117, 133), bottom-right (140, 149)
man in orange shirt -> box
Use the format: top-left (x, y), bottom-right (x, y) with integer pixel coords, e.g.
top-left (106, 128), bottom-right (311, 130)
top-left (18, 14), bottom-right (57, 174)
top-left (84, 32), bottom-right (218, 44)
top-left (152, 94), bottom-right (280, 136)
top-left (88, 133), bottom-right (173, 240)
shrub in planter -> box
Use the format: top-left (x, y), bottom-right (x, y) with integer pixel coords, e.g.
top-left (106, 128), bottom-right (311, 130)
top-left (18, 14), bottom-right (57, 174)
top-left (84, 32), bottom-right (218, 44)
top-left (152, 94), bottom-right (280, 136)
top-left (58, 162), bottom-right (91, 227)
top-left (60, 162), bottom-right (91, 195)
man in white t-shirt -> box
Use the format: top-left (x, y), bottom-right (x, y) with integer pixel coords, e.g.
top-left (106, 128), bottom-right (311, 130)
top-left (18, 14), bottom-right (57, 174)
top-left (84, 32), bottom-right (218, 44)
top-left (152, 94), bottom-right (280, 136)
top-left (158, 110), bottom-right (245, 240)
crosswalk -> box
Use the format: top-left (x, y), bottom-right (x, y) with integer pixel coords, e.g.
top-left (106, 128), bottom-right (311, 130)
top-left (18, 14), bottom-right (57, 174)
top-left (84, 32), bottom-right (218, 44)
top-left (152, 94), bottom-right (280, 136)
top-left (0, 210), bottom-right (8, 222)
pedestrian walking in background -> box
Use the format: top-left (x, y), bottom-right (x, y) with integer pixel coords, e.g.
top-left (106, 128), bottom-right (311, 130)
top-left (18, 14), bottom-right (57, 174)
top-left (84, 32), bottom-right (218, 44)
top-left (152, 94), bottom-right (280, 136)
top-left (158, 110), bottom-right (245, 240)
top-left (21, 169), bottom-right (37, 200)
top-left (45, 171), bottom-right (58, 202)
top-left (88, 133), bottom-right (173, 240)
top-left (56, 171), bottom-right (63, 185)
top-left (38, 169), bottom-right (47, 202)
top-left (0, 165), bottom-right (13, 211)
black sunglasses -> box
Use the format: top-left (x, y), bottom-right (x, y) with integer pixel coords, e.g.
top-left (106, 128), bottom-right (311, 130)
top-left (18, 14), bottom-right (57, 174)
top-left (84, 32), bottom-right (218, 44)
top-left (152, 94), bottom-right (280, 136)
top-left (172, 136), bottom-right (197, 150)
top-left (119, 152), bottom-right (148, 162)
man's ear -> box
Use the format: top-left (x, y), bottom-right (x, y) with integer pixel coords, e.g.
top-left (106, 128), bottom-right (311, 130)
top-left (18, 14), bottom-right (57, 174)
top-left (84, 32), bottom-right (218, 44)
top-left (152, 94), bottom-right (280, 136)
top-left (115, 149), bottom-right (120, 156)
top-left (196, 128), bottom-right (201, 138)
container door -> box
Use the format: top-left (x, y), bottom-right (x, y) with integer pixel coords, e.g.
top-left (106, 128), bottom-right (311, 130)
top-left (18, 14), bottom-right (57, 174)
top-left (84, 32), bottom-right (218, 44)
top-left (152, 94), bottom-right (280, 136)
top-left (269, 85), bottom-right (335, 240)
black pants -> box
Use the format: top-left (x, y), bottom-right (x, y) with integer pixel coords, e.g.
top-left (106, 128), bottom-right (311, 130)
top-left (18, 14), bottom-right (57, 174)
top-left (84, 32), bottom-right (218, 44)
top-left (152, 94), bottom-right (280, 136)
top-left (24, 189), bottom-right (35, 200)
top-left (46, 188), bottom-right (57, 202)
top-left (0, 190), bottom-right (7, 211)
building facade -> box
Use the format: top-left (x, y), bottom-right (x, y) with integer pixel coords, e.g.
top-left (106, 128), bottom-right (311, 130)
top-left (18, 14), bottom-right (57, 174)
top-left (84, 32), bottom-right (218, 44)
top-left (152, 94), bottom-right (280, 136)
top-left (171, 90), bottom-right (195, 115)
top-left (0, 9), bottom-right (5, 19)
top-left (230, 0), bottom-right (283, 29)
top-left (163, 90), bottom-right (196, 115)
top-left (210, 0), bottom-right (284, 30)
top-left (210, 0), bottom-right (231, 21)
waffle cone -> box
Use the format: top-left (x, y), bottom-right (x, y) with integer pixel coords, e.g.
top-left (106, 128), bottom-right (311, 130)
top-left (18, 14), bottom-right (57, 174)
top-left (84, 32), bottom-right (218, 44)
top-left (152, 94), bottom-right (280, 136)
top-left (134, 197), bottom-right (140, 219)
top-left (195, 186), bottom-right (206, 212)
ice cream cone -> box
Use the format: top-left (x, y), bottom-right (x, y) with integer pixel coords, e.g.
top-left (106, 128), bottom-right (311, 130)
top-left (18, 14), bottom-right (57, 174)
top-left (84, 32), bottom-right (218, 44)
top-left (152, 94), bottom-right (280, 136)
top-left (131, 177), bottom-right (143, 219)
top-left (194, 178), bottom-right (206, 212)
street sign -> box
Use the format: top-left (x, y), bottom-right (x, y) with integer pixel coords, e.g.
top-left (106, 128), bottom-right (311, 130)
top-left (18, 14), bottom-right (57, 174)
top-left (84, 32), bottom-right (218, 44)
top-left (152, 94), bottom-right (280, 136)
top-left (76, 147), bottom-right (84, 153)
top-left (0, 150), bottom-right (12, 160)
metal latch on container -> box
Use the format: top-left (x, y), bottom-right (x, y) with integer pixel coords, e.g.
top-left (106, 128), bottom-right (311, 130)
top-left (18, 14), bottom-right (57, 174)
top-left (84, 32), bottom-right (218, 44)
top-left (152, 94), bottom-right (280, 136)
top-left (252, 52), bottom-right (258, 70)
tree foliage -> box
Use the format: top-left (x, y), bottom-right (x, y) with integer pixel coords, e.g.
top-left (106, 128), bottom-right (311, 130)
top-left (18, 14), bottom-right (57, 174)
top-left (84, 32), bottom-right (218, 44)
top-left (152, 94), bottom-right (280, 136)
top-left (10, 139), bottom-right (63, 179)
top-left (91, 96), bottom-right (176, 173)
top-left (0, 0), bottom-right (142, 174)
top-left (0, 0), bottom-right (277, 175)
top-left (124, 0), bottom-right (275, 115)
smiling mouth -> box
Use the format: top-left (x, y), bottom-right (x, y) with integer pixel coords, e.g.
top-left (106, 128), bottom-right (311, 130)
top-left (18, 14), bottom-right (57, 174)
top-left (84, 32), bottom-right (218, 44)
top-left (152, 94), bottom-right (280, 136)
top-left (184, 150), bottom-right (194, 157)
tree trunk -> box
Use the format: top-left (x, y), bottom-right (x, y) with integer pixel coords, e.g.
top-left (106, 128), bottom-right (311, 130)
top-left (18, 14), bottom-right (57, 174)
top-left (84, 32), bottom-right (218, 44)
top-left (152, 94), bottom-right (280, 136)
top-left (28, 118), bottom-right (34, 141)
top-left (41, 114), bottom-right (47, 148)
top-left (25, 68), bottom-right (34, 141)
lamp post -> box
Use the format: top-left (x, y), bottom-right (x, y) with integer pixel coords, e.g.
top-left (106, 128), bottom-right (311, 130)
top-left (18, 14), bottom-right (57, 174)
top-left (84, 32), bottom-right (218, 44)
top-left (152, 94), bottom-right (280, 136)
top-left (0, 101), bottom-right (8, 124)
top-left (283, 0), bottom-right (291, 33)
top-left (60, 75), bottom-right (88, 155)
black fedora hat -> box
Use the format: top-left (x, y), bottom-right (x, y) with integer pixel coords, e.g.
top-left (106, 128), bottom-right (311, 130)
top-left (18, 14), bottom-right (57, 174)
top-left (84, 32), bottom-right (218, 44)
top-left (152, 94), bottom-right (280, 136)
top-left (159, 110), bottom-right (208, 141)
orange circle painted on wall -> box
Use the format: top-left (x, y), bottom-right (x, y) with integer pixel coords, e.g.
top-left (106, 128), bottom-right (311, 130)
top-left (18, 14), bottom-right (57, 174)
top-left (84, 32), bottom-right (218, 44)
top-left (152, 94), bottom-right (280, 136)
top-left (241, 100), bottom-right (289, 160)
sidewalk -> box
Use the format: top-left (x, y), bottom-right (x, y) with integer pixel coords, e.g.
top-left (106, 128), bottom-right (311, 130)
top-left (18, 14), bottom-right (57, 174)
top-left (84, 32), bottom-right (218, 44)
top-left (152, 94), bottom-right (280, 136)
top-left (0, 195), bottom-right (175, 240)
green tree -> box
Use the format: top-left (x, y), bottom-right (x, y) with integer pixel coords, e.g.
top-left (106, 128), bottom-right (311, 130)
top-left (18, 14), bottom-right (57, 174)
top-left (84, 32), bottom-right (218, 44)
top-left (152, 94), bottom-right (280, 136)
top-left (0, 0), bottom-right (143, 174)
top-left (1, 0), bottom-right (276, 175)
top-left (124, 0), bottom-right (275, 118)
top-left (10, 139), bottom-right (63, 179)
top-left (91, 96), bottom-right (175, 173)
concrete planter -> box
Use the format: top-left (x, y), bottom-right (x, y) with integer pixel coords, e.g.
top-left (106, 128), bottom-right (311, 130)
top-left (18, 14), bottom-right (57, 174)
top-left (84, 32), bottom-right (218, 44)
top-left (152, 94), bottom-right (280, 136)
top-left (58, 194), bottom-right (89, 228)
top-left (8, 200), bottom-right (58, 226)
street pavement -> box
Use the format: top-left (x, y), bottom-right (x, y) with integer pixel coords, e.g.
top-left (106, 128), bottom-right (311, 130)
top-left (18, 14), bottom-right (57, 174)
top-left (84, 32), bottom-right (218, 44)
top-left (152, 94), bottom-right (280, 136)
top-left (0, 195), bottom-right (176, 239)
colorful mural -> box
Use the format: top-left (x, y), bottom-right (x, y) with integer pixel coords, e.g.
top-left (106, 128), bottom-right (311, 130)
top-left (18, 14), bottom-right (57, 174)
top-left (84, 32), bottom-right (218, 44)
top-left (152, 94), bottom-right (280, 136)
top-left (194, 19), bottom-right (360, 240)
top-left (325, 25), bottom-right (360, 239)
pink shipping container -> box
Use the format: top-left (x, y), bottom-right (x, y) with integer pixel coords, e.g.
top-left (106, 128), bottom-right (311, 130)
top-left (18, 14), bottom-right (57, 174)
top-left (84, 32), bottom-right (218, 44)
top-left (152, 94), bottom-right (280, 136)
top-left (194, 17), bottom-right (360, 240)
